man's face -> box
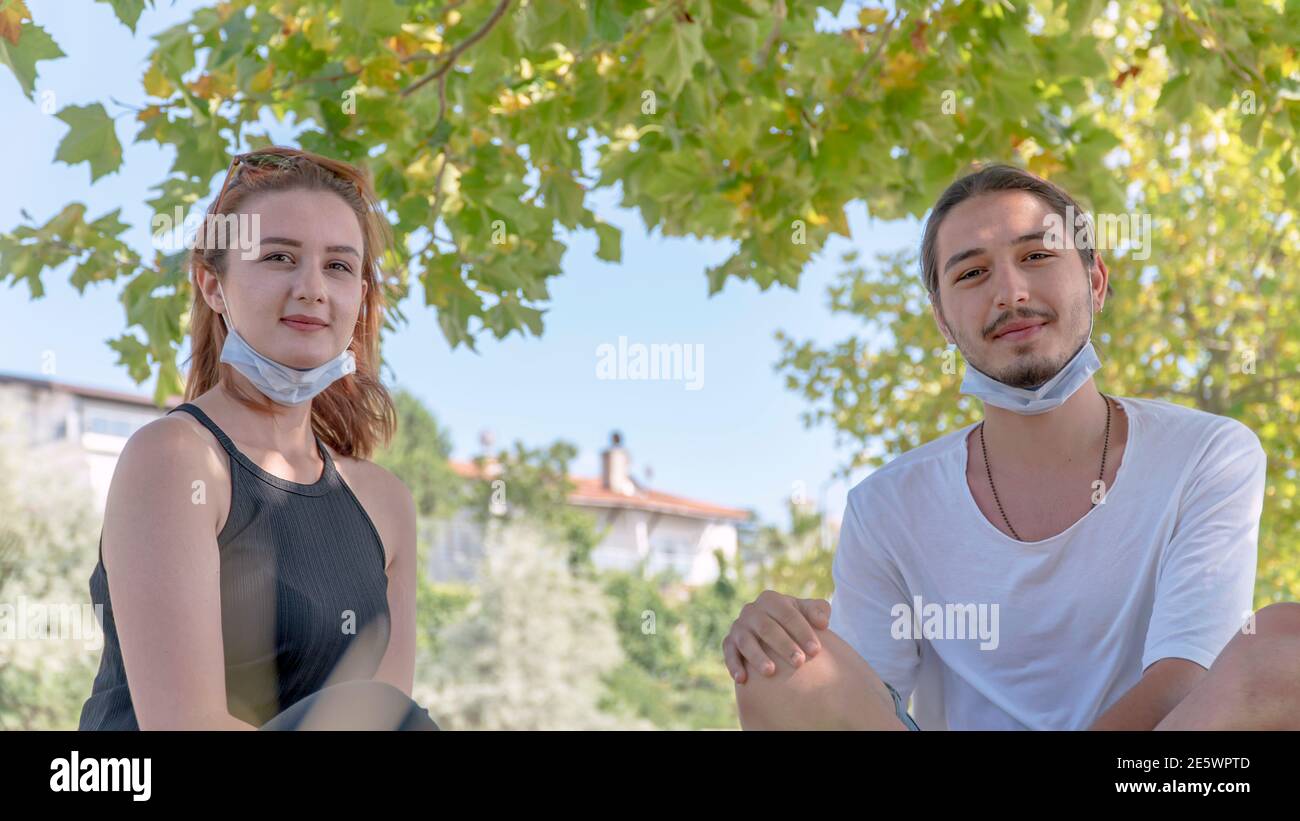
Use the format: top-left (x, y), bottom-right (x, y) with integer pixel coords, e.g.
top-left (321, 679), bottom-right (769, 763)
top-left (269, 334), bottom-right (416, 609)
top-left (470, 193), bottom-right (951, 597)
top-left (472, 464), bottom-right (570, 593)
top-left (930, 190), bottom-right (1105, 389)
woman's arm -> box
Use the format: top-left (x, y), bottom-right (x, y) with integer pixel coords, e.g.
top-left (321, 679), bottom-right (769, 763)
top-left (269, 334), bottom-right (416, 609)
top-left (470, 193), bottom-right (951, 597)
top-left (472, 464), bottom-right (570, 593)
top-left (101, 416), bottom-right (257, 730)
top-left (370, 469), bottom-right (419, 698)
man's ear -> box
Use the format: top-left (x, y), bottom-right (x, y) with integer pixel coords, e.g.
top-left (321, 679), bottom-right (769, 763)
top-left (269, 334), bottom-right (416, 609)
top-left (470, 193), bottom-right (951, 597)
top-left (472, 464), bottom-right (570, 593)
top-left (1093, 251), bottom-right (1109, 311)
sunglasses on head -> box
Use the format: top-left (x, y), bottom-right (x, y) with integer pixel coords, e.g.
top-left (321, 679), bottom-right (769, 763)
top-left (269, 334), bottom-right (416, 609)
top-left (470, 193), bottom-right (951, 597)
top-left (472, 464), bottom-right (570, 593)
top-left (210, 148), bottom-right (352, 214)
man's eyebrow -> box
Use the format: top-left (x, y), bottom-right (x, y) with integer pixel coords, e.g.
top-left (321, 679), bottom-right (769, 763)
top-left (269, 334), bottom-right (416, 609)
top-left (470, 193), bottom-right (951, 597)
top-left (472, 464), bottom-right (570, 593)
top-left (259, 237), bottom-right (360, 257)
top-left (943, 231), bottom-right (1050, 276)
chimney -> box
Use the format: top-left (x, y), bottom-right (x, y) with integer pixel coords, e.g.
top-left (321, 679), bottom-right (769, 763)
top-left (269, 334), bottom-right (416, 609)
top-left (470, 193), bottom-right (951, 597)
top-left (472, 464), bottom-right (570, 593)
top-left (601, 430), bottom-right (636, 496)
top-left (477, 428), bottom-right (502, 479)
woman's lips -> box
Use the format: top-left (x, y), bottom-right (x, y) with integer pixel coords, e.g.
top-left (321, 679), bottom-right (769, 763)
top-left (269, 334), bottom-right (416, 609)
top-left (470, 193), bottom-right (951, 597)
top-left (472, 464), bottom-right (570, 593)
top-left (281, 318), bottom-right (329, 332)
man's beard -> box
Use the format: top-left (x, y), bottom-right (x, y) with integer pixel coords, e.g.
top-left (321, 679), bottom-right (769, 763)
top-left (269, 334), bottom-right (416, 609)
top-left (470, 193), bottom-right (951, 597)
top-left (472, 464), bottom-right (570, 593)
top-left (991, 350), bottom-right (1066, 390)
top-left (961, 328), bottom-right (1086, 390)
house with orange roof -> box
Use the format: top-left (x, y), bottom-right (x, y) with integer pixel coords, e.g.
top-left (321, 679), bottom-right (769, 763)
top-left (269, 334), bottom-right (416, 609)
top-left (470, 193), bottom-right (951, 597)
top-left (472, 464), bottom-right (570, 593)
top-left (435, 431), bottom-right (752, 587)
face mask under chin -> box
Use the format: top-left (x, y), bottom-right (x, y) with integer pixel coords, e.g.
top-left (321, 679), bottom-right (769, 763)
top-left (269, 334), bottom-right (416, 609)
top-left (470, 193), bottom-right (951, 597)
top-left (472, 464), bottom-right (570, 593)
top-left (215, 282), bottom-right (356, 405)
top-left (957, 326), bottom-right (1100, 416)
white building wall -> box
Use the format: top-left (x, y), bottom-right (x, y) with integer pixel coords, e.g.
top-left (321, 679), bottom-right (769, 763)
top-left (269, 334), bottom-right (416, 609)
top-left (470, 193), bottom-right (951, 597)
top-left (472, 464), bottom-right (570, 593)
top-left (0, 383), bottom-right (169, 512)
top-left (583, 506), bottom-right (736, 585)
top-left (424, 504), bottom-right (740, 587)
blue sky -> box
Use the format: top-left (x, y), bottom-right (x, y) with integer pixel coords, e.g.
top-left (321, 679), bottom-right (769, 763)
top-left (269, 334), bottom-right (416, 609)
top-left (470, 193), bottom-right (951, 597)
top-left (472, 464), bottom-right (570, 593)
top-left (0, 2), bottom-right (923, 526)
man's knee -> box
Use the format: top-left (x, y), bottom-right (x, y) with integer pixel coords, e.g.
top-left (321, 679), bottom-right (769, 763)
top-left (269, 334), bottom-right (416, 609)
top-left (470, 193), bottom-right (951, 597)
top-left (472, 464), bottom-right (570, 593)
top-left (1216, 603), bottom-right (1300, 700)
top-left (734, 627), bottom-right (895, 729)
top-left (1250, 602), bottom-right (1300, 638)
top-left (1247, 603), bottom-right (1300, 682)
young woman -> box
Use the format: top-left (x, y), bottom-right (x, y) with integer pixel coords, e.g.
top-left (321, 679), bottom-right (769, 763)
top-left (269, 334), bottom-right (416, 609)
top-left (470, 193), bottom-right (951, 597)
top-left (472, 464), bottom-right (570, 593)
top-left (79, 147), bottom-right (437, 730)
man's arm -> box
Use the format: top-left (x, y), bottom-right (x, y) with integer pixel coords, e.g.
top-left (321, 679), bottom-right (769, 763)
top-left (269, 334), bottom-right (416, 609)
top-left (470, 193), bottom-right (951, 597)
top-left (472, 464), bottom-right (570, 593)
top-left (1087, 658), bottom-right (1207, 730)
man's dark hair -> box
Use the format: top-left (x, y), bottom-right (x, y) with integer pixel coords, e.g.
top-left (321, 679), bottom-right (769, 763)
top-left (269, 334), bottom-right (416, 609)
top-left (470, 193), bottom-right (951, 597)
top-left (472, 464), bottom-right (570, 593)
top-left (920, 162), bottom-right (1113, 307)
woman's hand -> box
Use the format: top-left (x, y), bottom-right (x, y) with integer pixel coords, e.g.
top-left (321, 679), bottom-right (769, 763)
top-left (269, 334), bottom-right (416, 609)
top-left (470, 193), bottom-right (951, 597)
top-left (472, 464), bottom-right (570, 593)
top-left (722, 590), bottom-right (831, 684)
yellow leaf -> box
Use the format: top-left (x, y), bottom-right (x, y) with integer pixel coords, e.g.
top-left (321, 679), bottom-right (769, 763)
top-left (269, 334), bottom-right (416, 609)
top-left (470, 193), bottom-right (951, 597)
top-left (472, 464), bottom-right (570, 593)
top-left (827, 206), bottom-right (850, 237)
top-left (249, 63), bottom-right (275, 94)
top-left (0, 0), bottom-right (30, 45)
top-left (878, 50), bottom-right (920, 90)
top-left (144, 61), bottom-right (174, 98)
top-left (404, 152), bottom-right (436, 183)
top-left (360, 54), bottom-right (401, 87)
top-left (189, 74), bottom-right (214, 99)
top-left (1027, 151), bottom-right (1064, 177)
top-left (858, 7), bottom-right (888, 28)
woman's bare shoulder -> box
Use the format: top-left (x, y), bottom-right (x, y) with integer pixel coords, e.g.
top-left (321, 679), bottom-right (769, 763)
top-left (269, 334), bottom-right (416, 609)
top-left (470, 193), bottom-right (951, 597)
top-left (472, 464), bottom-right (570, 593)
top-left (327, 450), bottom-right (416, 567)
top-left (98, 412), bottom-right (233, 562)
top-left (122, 411), bottom-right (227, 471)
top-left (106, 413), bottom-right (231, 526)
top-left (331, 451), bottom-right (412, 505)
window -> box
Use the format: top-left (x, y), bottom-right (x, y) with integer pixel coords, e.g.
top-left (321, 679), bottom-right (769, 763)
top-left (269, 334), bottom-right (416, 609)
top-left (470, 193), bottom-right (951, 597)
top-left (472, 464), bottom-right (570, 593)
top-left (86, 416), bottom-right (136, 437)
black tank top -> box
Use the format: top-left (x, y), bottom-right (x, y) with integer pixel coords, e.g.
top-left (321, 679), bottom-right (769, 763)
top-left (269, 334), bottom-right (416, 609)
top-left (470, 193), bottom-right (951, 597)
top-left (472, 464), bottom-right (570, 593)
top-left (79, 403), bottom-right (392, 730)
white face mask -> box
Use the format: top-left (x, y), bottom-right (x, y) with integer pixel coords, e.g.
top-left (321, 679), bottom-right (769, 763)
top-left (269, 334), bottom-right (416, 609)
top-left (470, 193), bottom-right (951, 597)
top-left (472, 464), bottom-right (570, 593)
top-left (958, 310), bottom-right (1100, 415)
top-left (217, 281), bottom-right (356, 406)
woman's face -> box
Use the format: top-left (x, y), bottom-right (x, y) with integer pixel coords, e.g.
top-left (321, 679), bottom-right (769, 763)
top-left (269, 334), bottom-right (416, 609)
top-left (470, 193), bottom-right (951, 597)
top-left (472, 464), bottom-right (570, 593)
top-left (206, 188), bottom-right (368, 370)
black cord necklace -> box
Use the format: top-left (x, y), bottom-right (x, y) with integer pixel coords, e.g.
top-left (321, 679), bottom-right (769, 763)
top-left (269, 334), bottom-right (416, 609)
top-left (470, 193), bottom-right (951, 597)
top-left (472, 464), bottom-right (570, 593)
top-left (978, 392), bottom-right (1113, 542)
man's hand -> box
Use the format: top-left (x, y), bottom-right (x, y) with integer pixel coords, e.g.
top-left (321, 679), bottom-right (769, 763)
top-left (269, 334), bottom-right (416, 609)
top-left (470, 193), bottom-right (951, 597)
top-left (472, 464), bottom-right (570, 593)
top-left (722, 590), bottom-right (831, 684)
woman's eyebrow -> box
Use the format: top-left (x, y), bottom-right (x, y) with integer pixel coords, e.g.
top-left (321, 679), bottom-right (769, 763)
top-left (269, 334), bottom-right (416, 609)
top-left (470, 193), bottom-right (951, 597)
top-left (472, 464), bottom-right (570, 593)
top-left (260, 236), bottom-right (360, 257)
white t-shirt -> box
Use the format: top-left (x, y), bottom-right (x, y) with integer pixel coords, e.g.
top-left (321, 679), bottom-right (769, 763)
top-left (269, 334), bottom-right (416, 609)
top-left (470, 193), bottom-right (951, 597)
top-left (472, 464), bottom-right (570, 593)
top-left (828, 395), bottom-right (1266, 730)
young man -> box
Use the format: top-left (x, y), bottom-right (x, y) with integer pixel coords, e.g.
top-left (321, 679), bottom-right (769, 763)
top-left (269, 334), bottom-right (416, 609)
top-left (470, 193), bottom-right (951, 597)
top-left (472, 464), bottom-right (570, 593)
top-left (724, 163), bottom-right (1300, 730)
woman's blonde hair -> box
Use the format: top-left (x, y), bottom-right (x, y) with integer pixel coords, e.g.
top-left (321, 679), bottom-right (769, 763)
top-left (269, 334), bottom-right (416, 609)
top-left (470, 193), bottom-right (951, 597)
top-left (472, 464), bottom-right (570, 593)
top-left (182, 146), bottom-right (396, 459)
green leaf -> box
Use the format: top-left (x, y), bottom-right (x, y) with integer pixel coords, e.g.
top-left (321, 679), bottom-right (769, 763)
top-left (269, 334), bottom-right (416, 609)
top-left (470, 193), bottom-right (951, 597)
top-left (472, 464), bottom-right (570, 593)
top-left (428, 117), bottom-right (453, 150)
top-left (711, 0), bottom-right (761, 21)
top-left (1155, 74), bottom-right (1195, 121)
top-left (341, 0), bottom-right (406, 40)
top-left (54, 103), bottom-right (123, 182)
top-left (543, 172), bottom-right (586, 229)
top-left (589, 0), bottom-right (629, 42)
top-left (0, 234), bottom-right (45, 298)
top-left (645, 19), bottom-right (705, 97)
top-left (1066, 0), bottom-right (1104, 31)
top-left (151, 21), bottom-right (195, 77)
top-left (96, 0), bottom-right (148, 33)
top-left (153, 353), bottom-right (183, 405)
top-left (89, 207), bottom-right (130, 239)
top-left (106, 334), bottom-right (152, 383)
top-left (519, 1), bottom-right (587, 50)
top-left (593, 219), bottom-right (621, 263)
top-left (0, 21), bottom-right (64, 100)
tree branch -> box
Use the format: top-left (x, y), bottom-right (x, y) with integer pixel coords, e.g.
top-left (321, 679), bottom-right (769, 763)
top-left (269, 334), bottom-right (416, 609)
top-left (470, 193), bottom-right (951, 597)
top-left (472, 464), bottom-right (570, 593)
top-left (400, 0), bottom-right (513, 98)
top-left (756, 0), bottom-right (786, 70)
top-left (847, 8), bottom-right (902, 92)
